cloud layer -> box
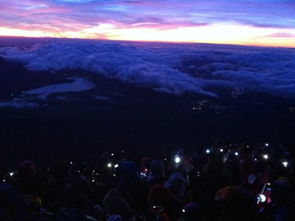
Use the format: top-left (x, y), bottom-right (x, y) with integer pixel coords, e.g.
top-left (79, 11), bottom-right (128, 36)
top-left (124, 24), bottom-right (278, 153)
top-left (0, 39), bottom-right (295, 97)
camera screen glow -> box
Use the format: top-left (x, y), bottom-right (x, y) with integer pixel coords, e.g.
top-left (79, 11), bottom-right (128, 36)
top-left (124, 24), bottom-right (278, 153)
top-left (174, 156), bottom-right (181, 164)
top-left (282, 161), bottom-right (288, 168)
top-left (258, 194), bottom-right (266, 203)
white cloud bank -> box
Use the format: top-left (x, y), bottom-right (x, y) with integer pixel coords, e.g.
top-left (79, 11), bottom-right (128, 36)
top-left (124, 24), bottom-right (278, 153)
top-left (0, 39), bottom-right (295, 97)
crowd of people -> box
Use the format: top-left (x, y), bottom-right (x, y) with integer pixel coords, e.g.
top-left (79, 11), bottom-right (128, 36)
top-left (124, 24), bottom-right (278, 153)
top-left (0, 142), bottom-right (294, 221)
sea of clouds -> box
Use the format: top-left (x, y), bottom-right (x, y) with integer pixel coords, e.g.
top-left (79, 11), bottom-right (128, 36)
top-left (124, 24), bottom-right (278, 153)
top-left (0, 39), bottom-right (295, 97)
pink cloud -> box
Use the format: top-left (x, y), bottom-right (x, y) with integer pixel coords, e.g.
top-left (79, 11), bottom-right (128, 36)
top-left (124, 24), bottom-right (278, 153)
top-left (268, 33), bottom-right (295, 38)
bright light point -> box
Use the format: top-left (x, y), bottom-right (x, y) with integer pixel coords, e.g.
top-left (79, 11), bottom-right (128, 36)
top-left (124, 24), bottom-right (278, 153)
top-left (220, 148), bottom-right (224, 153)
top-left (206, 149), bottom-right (211, 154)
top-left (114, 164), bottom-right (119, 168)
top-left (9, 172), bottom-right (14, 177)
top-left (258, 194), bottom-right (266, 203)
top-left (70, 161), bottom-right (73, 165)
top-left (174, 156), bottom-right (181, 164)
top-left (3, 179), bottom-right (6, 182)
top-left (262, 154), bottom-right (269, 160)
top-left (92, 179), bottom-right (95, 183)
top-left (235, 152), bottom-right (239, 156)
top-left (282, 161), bottom-right (288, 168)
top-left (111, 153), bottom-right (114, 156)
top-left (182, 209), bottom-right (186, 213)
top-left (265, 143), bottom-right (269, 147)
top-left (107, 163), bottom-right (112, 168)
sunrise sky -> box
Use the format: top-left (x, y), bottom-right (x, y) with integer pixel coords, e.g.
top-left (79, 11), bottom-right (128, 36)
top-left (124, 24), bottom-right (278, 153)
top-left (0, 0), bottom-right (295, 47)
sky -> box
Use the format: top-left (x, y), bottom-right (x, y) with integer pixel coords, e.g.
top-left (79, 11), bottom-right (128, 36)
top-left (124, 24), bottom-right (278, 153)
top-left (0, 0), bottom-right (295, 47)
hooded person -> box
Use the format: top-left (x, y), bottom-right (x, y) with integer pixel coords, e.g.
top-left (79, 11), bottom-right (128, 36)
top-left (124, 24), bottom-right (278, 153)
top-left (18, 160), bottom-right (36, 177)
top-left (115, 161), bottom-right (146, 218)
top-left (54, 207), bottom-right (89, 221)
top-left (271, 177), bottom-right (294, 221)
top-left (213, 186), bottom-right (257, 221)
top-left (17, 160), bottom-right (40, 196)
top-left (0, 183), bottom-right (35, 221)
top-left (148, 184), bottom-right (182, 221)
top-left (140, 157), bottom-right (151, 173)
top-left (102, 188), bottom-right (133, 220)
top-left (107, 215), bottom-right (122, 221)
top-left (182, 202), bottom-right (202, 221)
top-left (165, 172), bottom-right (186, 199)
top-left (147, 159), bottom-right (166, 186)
top-left (118, 161), bottom-right (139, 191)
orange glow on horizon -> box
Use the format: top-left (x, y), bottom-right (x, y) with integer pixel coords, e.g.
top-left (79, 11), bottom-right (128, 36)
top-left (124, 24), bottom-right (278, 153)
top-left (0, 24), bottom-right (294, 48)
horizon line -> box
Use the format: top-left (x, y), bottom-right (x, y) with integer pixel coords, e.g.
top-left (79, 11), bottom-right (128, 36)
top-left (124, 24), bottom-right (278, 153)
top-left (1, 35), bottom-right (295, 49)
